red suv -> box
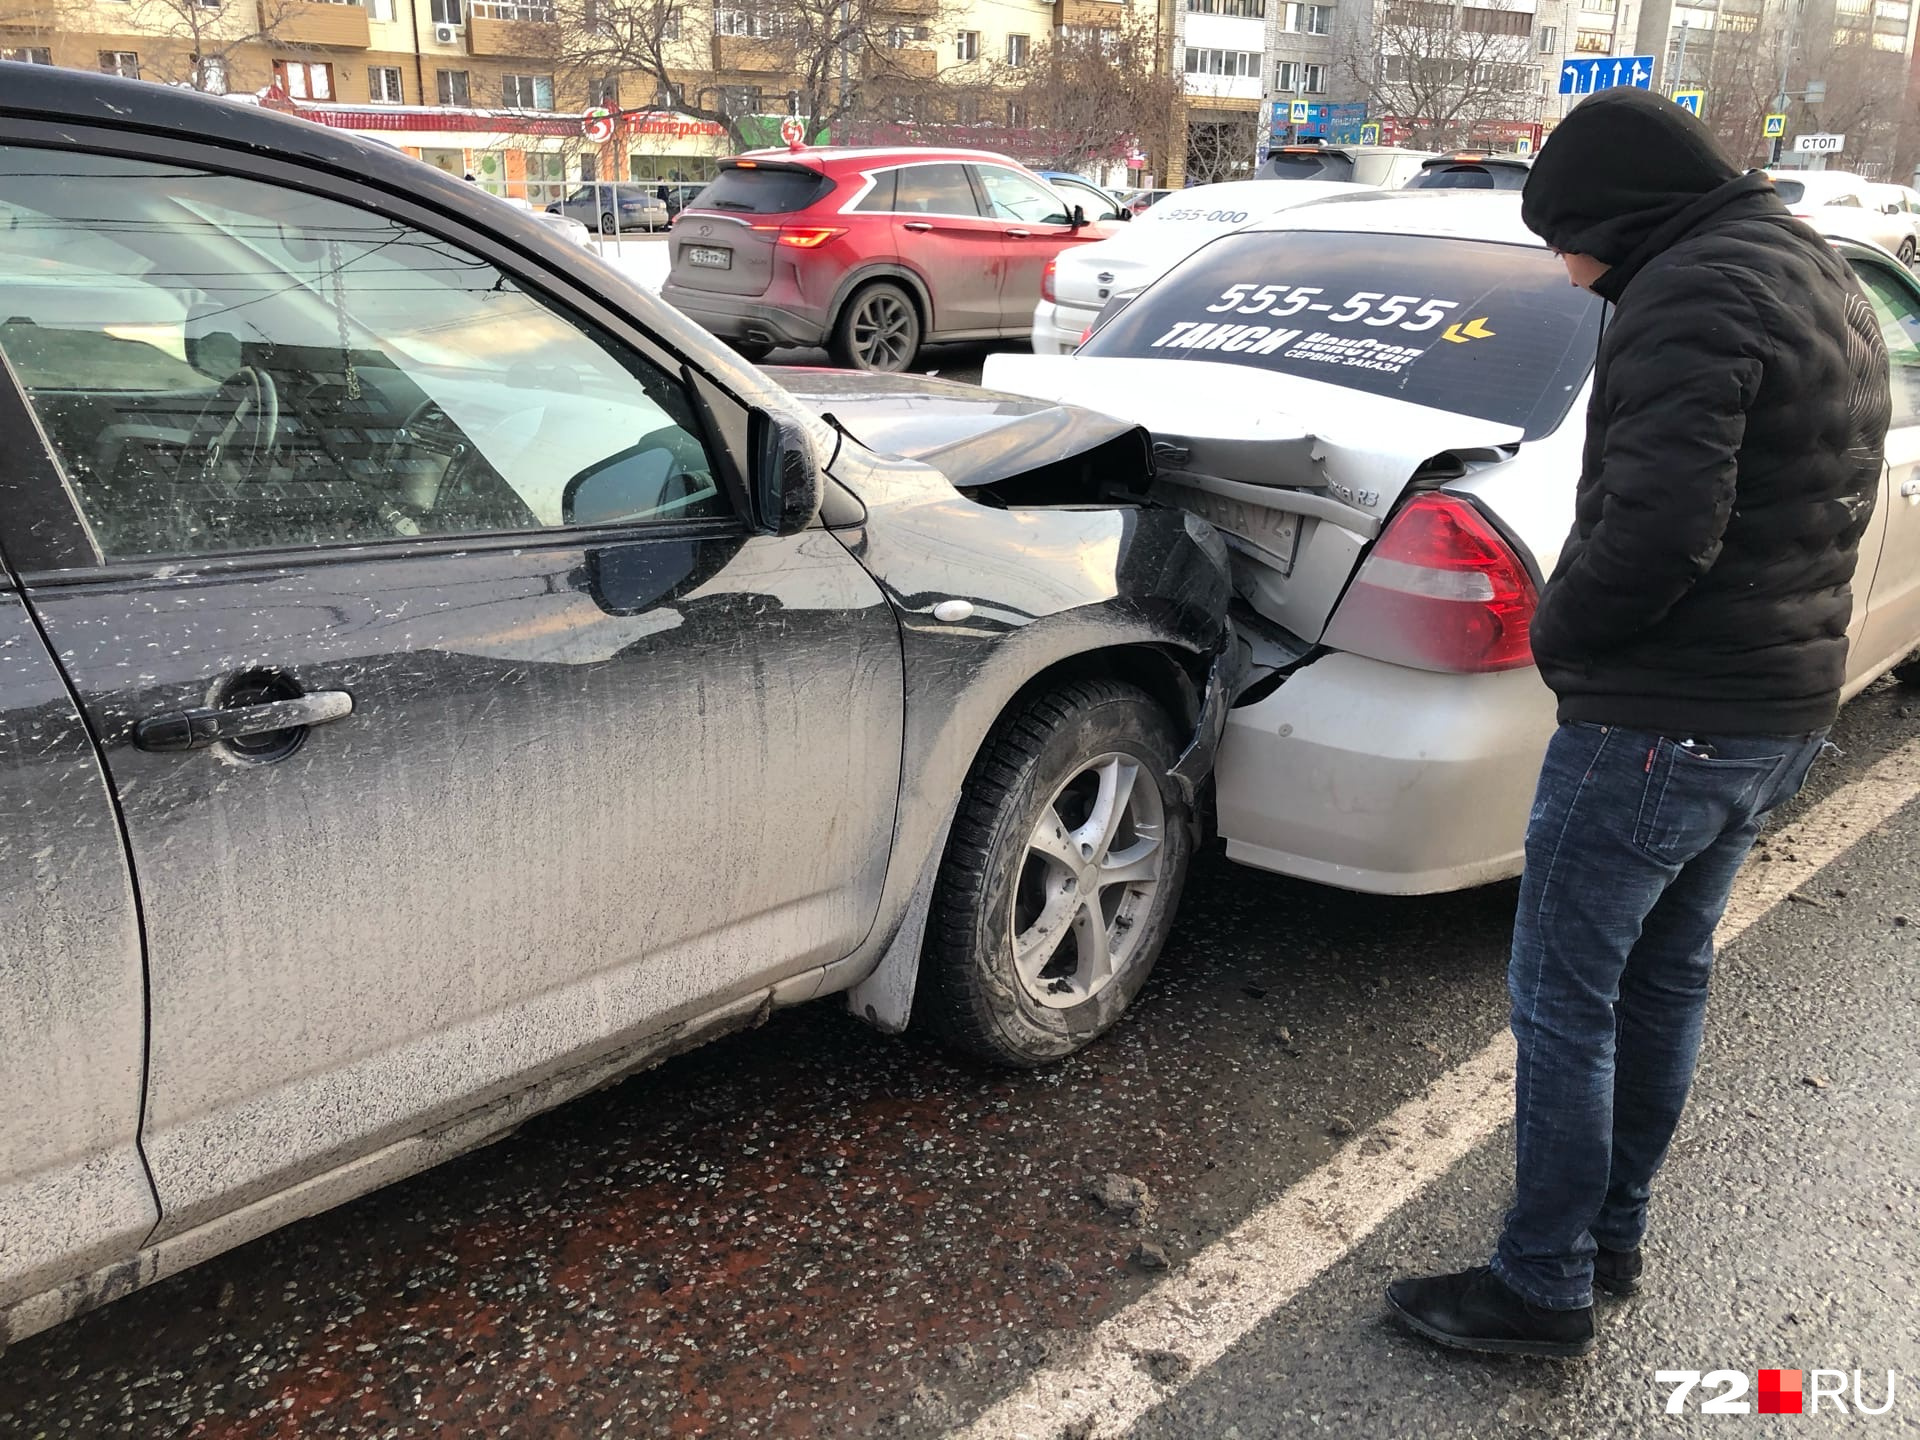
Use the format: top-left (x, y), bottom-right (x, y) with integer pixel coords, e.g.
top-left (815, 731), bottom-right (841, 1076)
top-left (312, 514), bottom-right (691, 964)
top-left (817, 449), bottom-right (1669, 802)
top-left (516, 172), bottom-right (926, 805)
top-left (661, 147), bottom-right (1118, 371)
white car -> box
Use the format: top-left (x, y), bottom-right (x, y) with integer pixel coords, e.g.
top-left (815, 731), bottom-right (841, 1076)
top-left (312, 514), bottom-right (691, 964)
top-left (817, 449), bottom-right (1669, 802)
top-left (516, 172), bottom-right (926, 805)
top-left (986, 193), bottom-right (1920, 894)
top-left (1031, 180), bottom-right (1367, 355)
top-left (1867, 181), bottom-right (1920, 265)
top-left (1768, 170), bottom-right (1914, 263)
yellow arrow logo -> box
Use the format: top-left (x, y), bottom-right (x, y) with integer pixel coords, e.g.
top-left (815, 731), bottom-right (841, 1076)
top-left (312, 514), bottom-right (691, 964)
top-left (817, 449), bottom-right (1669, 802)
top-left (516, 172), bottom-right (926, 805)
top-left (1442, 316), bottom-right (1496, 343)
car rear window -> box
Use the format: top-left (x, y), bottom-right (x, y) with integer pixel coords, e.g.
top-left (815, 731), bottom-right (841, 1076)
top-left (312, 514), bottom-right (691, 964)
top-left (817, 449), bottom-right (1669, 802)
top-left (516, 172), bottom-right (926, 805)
top-left (1261, 151), bottom-right (1356, 182)
top-left (697, 165), bottom-right (833, 215)
top-left (1079, 230), bottom-right (1604, 440)
top-left (1407, 163), bottom-right (1528, 191)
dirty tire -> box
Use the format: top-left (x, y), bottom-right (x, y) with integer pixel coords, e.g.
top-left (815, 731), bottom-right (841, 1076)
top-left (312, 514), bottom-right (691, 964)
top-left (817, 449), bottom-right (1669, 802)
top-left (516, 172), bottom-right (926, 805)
top-left (919, 679), bottom-right (1192, 1067)
top-left (1901, 237), bottom-right (1917, 267)
top-left (830, 280), bottom-right (921, 372)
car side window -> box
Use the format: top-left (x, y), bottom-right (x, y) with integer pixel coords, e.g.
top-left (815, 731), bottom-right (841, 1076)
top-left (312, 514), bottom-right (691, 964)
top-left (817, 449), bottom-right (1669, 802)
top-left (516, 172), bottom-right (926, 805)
top-left (1854, 261), bottom-right (1920, 430)
top-left (1831, 193), bottom-right (1863, 208)
top-left (0, 146), bottom-right (728, 565)
top-left (854, 168), bottom-right (899, 213)
top-left (893, 163), bottom-right (980, 217)
top-left (974, 167), bottom-right (1072, 225)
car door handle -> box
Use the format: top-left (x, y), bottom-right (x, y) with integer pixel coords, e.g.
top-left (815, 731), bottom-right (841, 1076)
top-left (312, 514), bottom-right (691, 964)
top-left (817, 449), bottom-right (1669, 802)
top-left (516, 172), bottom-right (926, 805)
top-left (1005, 228), bottom-right (1033, 238)
top-left (902, 221), bottom-right (933, 232)
top-left (134, 691), bottom-right (353, 753)
top-left (1902, 477), bottom-right (1920, 501)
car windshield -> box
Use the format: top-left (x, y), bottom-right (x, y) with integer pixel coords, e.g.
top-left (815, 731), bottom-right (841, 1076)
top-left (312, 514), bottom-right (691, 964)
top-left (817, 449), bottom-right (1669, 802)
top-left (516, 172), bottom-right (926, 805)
top-left (697, 165), bottom-right (833, 214)
top-left (1079, 229), bottom-right (1604, 440)
top-left (1261, 151), bottom-right (1356, 182)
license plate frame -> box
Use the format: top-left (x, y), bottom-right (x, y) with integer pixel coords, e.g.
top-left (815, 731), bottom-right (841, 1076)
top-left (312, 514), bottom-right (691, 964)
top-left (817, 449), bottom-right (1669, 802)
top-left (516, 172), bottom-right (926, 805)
top-left (687, 246), bottom-right (732, 270)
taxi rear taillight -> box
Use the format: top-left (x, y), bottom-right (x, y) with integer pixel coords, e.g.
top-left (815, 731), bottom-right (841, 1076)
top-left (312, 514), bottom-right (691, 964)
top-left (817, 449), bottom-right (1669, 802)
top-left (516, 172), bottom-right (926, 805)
top-left (1042, 257), bottom-right (1058, 303)
top-left (1321, 493), bottom-right (1536, 673)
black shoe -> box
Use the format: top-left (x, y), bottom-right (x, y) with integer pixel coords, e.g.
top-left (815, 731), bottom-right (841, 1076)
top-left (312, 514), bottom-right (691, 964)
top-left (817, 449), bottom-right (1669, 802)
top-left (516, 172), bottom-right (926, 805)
top-left (1593, 1244), bottom-right (1643, 1297)
top-left (1385, 1265), bottom-right (1595, 1358)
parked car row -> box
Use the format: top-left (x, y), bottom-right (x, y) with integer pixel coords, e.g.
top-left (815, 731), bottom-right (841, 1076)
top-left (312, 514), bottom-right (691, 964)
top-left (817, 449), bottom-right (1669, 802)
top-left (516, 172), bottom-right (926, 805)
top-left (1768, 169), bottom-right (1920, 265)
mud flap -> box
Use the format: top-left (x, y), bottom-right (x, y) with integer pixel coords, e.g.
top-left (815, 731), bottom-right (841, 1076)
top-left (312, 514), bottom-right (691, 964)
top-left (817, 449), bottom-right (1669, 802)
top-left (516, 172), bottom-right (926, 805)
top-left (847, 800), bottom-right (958, 1034)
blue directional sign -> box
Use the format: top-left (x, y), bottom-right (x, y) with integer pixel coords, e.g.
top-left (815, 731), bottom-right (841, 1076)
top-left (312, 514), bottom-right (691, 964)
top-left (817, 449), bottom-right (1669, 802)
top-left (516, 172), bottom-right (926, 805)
top-left (1557, 54), bottom-right (1655, 95)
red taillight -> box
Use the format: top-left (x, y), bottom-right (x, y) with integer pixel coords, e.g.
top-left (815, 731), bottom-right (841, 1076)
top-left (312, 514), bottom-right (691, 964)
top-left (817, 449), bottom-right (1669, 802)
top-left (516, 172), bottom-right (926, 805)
top-left (749, 223), bottom-right (846, 249)
top-left (1041, 256), bottom-right (1058, 303)
top-left (1321, 493), bottom-right (1536, 673)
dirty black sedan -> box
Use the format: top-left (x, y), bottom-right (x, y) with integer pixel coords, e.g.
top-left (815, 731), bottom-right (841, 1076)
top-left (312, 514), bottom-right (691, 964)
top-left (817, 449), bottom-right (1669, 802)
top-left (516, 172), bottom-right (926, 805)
top-left (0, 69), bottom-right (1233, 1349)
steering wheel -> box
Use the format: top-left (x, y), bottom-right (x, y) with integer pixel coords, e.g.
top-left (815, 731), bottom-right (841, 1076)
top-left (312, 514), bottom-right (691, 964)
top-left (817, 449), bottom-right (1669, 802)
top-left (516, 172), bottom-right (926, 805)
top-left (193, 365), bottom-right (280, 484)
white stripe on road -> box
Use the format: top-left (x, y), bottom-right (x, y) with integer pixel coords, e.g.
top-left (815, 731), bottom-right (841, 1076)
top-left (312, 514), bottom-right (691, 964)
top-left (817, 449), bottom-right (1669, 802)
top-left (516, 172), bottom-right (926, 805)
top-left (953, 734), bottom-right (1920, 1440)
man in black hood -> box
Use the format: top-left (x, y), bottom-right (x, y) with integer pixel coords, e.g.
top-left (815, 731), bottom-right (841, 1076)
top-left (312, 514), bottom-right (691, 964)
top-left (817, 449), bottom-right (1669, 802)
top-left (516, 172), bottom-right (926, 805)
top-left (1387, 89), bottom-right (1890, 1357)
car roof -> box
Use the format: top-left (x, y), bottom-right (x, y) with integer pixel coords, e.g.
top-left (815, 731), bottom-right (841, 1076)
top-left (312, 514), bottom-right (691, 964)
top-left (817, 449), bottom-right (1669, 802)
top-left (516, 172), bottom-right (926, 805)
top-left (732, 145), bottom-right (1033, 175)
top-left (1147, 178), bottom-right (1369, 211)
top-left (1244, 189), bottom-right (1542, 245)
top-left (1767, 169), bottom-right (1869, 193)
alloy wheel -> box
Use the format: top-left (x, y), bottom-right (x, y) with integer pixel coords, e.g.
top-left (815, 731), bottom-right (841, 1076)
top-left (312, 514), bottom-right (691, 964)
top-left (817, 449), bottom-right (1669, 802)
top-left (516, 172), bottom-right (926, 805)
top-left (850, 290), bottom-right (915, 371)
top-left (1010, 753), bottom-right (1166, 1009)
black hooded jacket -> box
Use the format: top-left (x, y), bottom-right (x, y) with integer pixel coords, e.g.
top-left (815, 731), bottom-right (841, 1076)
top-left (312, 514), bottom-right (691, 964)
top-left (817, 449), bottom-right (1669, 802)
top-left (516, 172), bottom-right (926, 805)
top-left (1520, 88), bottom-right (1890, 736)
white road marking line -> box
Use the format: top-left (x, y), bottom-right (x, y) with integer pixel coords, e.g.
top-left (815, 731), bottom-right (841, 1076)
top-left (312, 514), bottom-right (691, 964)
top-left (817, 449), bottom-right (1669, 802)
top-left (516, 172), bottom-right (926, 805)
top-left (952, 734), bottom-right (1920, 1440)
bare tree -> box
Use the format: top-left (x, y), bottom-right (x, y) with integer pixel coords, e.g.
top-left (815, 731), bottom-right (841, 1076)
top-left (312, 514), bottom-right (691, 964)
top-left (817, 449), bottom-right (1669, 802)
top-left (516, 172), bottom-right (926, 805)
top-left (1182, 104), bottom-right (1261, 183)
top-left (1806, 38), bottom-right (1911, 178)
top-left (1347, 0), bottom-right (1536, 149)
top-left (551, 0), bottom-right (962, 150)
top-left (1686, 11), bottom-right (1788, 167)
top-left (993, 15), bottom-right (1182, 173)
top-left (128, 0), bottom-right (302, 91)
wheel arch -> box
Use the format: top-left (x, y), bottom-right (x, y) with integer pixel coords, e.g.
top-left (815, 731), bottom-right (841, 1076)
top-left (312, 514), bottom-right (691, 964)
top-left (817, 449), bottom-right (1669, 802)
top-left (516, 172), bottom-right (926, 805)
top-left (828, 263), bottom-right (934, 339)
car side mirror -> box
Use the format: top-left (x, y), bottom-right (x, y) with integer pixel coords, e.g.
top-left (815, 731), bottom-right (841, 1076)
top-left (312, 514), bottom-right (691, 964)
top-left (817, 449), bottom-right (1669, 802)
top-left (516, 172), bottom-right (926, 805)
top-left (1112, 207), bottom-right (1132, 222)
top-left (1070, 203), bottom-right (1089, 229)
top-left (751, 409), bottom-right (821, 535)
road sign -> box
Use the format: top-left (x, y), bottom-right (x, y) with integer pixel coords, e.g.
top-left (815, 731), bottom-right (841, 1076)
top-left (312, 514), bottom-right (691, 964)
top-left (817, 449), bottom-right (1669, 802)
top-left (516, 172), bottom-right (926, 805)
top-left (1671, 89), bottom-right (1703, 116)
top-left (1327, 100), bottom-right (1368, 143)
top-left (1795, 132), bottom-right (1845, 154)
top-left (1290, 101), bottom-right (1310, 124)
top-left (1514, 136), bottom-right (1534, 156)
top-left (1763, 112), bottom-right (1787, 138)
top-left (581, 106), bottom-right (616, 144)
top-left (1557, 55), bottom-right (1655, 96)
top-left (779, 116), bottom-right (806, 147)
top-left (1359, 122), bottom-right (1381, 145)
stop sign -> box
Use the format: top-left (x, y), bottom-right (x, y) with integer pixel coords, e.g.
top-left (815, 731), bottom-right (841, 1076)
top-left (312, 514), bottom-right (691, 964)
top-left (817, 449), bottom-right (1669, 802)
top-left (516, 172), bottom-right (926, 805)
top-left (582, 107), bottom-right (615, 144)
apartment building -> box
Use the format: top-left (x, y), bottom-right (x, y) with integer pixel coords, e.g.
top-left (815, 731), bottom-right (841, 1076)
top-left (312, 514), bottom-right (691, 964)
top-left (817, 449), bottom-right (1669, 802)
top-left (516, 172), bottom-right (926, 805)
top-left (3, 0), bottom-right (1162, 189)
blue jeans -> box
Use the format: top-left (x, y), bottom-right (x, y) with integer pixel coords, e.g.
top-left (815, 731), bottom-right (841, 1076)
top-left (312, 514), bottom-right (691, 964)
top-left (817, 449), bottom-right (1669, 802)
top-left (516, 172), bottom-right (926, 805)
top-left (1492, 722), bottom-right (1827, 1310)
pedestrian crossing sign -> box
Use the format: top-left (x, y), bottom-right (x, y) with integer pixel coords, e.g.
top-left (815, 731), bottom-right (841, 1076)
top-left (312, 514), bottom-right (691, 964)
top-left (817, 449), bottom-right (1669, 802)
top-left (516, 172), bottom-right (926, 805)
top-left (1764, 112), bottom-right (1787, 138)
top-left (1672, 89), bottom-right (1704, 116)
top-left (1360, 122), bottom-right (1380, 144)
top-left (1290, 101), bottom-right (1310, 124)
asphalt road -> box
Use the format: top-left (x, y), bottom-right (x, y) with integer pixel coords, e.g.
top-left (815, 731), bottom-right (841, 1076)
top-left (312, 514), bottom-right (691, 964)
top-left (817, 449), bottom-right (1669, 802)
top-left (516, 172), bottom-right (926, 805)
top-left (4, 683), bottom-right (1918, 1438)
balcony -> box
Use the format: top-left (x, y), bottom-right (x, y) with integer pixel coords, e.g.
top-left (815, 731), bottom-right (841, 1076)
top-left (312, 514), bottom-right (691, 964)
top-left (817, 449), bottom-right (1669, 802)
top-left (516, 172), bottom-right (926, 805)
top-left (877, 0), bottom-right (942, 15)
top-left (876, 46), bottom-right (938, 78)
top-left (1055, 0), bottom-right (1127, 25)
top-left (467, 1), bottom-right (560, 57)
top-left (711, 34), bottom-right (789, 71)
top-left (271, 0), bottom-right (371, 48)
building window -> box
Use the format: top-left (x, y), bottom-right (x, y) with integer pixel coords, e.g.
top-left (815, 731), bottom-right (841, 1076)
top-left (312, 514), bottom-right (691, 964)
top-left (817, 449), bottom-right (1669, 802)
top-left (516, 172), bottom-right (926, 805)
top-left (431, 0), bottom-right (463, 22)
top-left (275, 60), bottom-right (335, 98)
top-left (1301, 61), bottom-right (1325, 90)
top-left (660, 7), bottom-right (679, 37)
top-left (955, 94), bottom-right (981, 122)
top-left (1380, 53), bottom-right (1405, 80)
top-left (1536, 22), bottom-right (1558, 49)
top-left (589, 76), bottom-right (618, 107)
top-left (956, 28), bottom-right (980, 59)
top-left (436, 68), bottom-right (471, 104)
top-left (1281, 3), bottom-right (1330, 29)
top-left (2, 47), bottom-right (53, 64)
top-left (1007, 32), bottom-right (1030, 65)
top-left (886, 24), bottom-right (929, 45)
top-left (1464, 6), bottom-right (1530, 33)
top-left (717, 84), bottom-right (761, 113)
top-left (1275, 59), bottom-right (1298, 89)
top-left (194, 54), bottom-right (228, 92)
top-left (1574, 27), bottom-right (1611, 50)
top-left (99, 51), bottom-right (141, 79)
top-left (502, 73), bottom-right (555, 109)
top-left (1008, 98), bottom-right (1028, 126)
top-left (1187, 0), bottom-right (1265, 14)
top-left (370, 0), bottom-right (394, 17)
top-left (715, 9), bottom-right (778, 35)
top-left (472, 0), bottom-right (554, 17)
top-left (1184, 47), bottom-right (1258, 76)
top-left (370, 65), bottom-right (404, 102)
top-left (654, 82), bottom-right (683, 107)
